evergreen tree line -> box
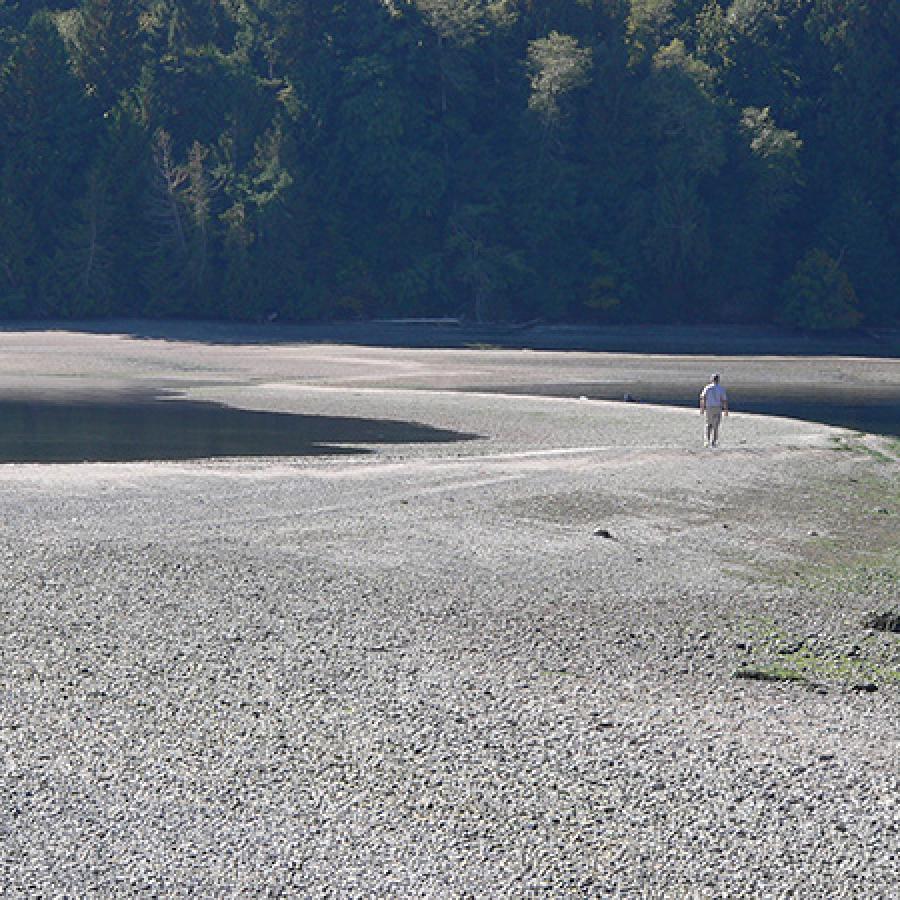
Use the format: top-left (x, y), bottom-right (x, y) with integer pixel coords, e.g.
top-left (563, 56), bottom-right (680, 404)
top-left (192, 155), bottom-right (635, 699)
top-left (1, 0), bottom-right (898, 328)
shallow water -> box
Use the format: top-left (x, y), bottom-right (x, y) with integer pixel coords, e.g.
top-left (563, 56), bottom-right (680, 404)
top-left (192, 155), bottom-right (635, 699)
top-left (0, 395), bottom-right (477, 464)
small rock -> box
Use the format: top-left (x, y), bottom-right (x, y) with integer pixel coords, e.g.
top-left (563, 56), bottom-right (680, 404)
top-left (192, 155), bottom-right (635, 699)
top-left (852, 683), bottom-right (878, 693)
top-left (864, 611), bottom-right (900, 633)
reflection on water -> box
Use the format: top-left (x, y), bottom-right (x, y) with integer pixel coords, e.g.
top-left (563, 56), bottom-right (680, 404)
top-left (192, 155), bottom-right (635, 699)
top-left (0, 395), bottom-right (478, 464)
top-left (475, 383), bottom-right (900, 437)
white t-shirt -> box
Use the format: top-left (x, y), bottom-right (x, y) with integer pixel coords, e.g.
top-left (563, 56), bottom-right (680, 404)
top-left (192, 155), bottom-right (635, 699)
top-left (700, 383), bottom-right (727, 408)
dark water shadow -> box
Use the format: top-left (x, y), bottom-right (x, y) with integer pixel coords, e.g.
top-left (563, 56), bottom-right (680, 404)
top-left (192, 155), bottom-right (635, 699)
top-left (0, 394), bottom-right (479, 464)
top-left (472, 383), bottom-right (900, 437)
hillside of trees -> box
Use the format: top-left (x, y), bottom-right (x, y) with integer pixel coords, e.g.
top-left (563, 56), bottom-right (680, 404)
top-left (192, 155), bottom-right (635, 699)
top-left (1, 1), bottom-right (898, 328)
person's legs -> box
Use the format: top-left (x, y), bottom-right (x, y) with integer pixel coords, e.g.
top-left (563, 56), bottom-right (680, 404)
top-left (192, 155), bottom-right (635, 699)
top-left (705, 409), bottom-right (721, 446)
top-left (710, 409), bottom-right (721, 446)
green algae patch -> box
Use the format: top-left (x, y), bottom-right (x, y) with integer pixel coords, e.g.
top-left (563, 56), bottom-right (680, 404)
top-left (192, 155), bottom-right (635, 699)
top-left (734, 665), bottom-right (807, 684)
top-left (732, 626), bottom-right (900, 689)
top-left (829, 434), bottom-right (900, 464)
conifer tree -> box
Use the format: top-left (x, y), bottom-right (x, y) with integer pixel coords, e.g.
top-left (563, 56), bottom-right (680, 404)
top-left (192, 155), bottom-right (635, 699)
top-left (0, 12), bottom-right (96, 315)
top-left (73, 0), bottom-right (144, 110)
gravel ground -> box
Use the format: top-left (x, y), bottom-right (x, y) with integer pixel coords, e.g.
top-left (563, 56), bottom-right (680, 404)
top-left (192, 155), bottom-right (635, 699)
top-left (0, 329), bottom-right (899, 898)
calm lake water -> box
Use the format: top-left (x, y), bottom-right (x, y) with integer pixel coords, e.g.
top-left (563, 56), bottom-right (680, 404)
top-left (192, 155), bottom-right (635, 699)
top-left (0, 396), bottom-right (476, 464)
top-left (0, 383), bottom-right (895, 464)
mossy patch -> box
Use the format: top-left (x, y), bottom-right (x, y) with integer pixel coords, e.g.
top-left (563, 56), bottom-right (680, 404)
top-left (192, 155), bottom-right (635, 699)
top-left (756, 460), bottom-right (899, 582)
top-left (732, 624), bottom-right (900, 689)
top-left (734, 665), bottom-right (807, 684)
top-left (787, 555), bottom-right (900, 603)
top-left (829, 434), bottom-right (900, 464)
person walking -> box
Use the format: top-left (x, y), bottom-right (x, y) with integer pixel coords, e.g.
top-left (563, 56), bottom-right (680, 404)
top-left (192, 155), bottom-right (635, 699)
top-left (699, 373), bottom-right (728, 447)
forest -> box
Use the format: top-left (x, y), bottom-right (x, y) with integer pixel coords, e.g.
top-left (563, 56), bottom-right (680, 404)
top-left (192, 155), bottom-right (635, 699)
top-left (0, 1), bottom-right (898, 328)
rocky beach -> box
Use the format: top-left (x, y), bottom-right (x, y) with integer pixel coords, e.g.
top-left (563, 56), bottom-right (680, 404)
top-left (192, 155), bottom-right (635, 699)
top-left (0, 326), bottom-right (898, 897)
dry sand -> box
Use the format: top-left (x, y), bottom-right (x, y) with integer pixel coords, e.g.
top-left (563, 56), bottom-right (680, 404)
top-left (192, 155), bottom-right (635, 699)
top-left (0, 327), bottom-right (898, 897)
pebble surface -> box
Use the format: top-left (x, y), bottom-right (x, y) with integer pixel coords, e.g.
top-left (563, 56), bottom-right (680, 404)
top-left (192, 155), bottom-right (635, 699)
top-left (1, 333), bottom-right (898, 898)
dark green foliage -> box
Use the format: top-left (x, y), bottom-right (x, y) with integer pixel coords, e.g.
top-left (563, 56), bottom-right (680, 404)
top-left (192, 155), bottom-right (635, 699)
top-left (780, 249), bottom-right (861, 331)
top-left (0, 0), bottom-right (897, 327)
top-left (71, 0), bottom-right (144, 110)
top-left (0, 12), bottom-right (97, 316)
